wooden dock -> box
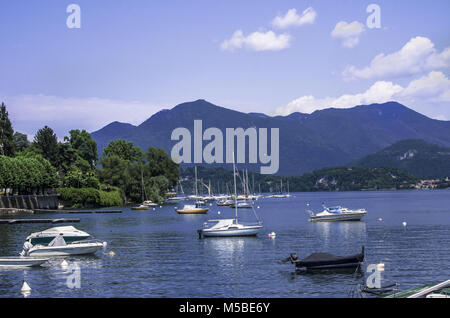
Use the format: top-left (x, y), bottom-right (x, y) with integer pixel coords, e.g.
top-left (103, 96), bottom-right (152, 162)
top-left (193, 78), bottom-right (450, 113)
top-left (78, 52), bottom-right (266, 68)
top-left (0, 218), bottom-right (80, 224)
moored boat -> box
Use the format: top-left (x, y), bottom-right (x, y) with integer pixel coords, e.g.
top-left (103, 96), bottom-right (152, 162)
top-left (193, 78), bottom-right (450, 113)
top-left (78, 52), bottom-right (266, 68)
top-left (0, 256), bottom-right (49, 267)
top-left (131, 205), bottom-right (149, 210)
top-left (175, 203), bottom-right (209, 214)
top-left (280, 247), bottom-right (365, 271)
top-left (197, 154), bottom-right (263, 238)
top-left (23, 235), bottom-right (104, 257)
top-left (307, 205), bottom-right (366, 222)
top-left (26, 226), bottom-right (90, 245)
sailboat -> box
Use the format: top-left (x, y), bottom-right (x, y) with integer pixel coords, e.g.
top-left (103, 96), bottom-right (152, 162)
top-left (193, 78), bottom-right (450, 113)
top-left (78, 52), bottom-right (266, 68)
top-left (197, 154), bottom-right (263, 238)
top-left (176, 166), bottom-right (209, 214)
top-left (132, 168), bottom-right (150, 210)
top-left (268, 179), bottom-right (289, 198)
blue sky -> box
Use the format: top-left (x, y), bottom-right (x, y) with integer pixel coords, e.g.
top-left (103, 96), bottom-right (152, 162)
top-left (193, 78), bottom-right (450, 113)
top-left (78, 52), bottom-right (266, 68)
top-left (1, 0), bottom-right (450, 138)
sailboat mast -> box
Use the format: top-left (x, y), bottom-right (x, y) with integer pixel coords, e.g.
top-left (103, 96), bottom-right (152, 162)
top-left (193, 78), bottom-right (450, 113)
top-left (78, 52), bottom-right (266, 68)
top-left (233, 154), bottom-right (238, 222)
top-left (194, 166), bottom-right (198, 196)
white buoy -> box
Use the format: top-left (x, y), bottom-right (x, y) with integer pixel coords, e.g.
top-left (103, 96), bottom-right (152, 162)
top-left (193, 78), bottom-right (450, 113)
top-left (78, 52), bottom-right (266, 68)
top-left (257, 206), bottom-right (260, 209)
top-left (153, 208), bottom-right (155, 211)
top-left (268, 232), bottom-right (276, 238)
top-left (108, 251), bottom-right (115, 257)
top-left (60, 260), bottom-right (68, 268)
top-left (218, 211), bottom-right (221, 215)
top-left (402, 221), bottom-right (407, 227)
top-left (378, 218), bottom-right (383, 222)
top-left (21, 281), bottom-right (31, 293)
top-left (159, 206), bottom-right (162, 208)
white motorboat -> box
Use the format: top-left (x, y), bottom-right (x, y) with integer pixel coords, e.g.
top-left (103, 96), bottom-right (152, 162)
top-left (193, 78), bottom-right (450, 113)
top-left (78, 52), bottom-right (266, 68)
top-left (26, 226), bottom-right (90, 245)
top-left (307, 205), bottom-right (367, 222)
top-left (197, 155), bottom-right (263, 238)
top-left (23, 235), bottom-right (104, 257)
top-left (143, 200), bottom-right (158, 207)
top-left (0, 256), bottom-right (49, 267)
top-left (199, 219), bottom-right (263, 237)
top-left (175, 203), bottom-right (209, 214)
top-left (230, 200), bottom-right (253, 209)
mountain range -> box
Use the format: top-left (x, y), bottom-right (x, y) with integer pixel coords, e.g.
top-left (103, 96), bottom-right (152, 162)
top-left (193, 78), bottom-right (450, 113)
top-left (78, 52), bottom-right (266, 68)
top-left (352, 139), bottom-right (450, 179)
top-left (91, 99), bottom-right (450, 176)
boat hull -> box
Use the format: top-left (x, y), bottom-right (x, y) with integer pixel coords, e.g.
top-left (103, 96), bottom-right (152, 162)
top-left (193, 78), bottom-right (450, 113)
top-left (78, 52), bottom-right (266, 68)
top-left (309, 213), bottom-right (365, 222)
top-left (0, 257), bottom-right (48, 267)
top-left (131, 206), bottom-right (149, 210)
top-left (176, 208), bottom-right (208, 214)
top-left (27, 243), bottom-right (103, 257)
top-left (200, 226), bottom-right (263, 237)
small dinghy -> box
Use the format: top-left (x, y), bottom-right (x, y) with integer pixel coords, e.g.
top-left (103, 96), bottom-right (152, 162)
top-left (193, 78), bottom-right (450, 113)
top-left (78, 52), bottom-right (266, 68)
top-left (0, 257), bottom-right (48, 267)
top-left (22, 234), bottom-right (104, 257)
top-left (280, 247), bottom-right (365, 271)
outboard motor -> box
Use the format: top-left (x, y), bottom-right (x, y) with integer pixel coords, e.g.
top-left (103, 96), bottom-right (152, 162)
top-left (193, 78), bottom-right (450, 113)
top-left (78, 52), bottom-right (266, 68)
top-left (289, 253), bottom-right (298, 263)
top-left (19, 240), bottom-right (33, 256)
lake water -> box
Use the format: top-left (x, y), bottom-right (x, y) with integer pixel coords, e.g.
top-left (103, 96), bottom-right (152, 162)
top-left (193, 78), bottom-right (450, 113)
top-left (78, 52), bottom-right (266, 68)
top-left (1, 190), bottom-right (449, 298)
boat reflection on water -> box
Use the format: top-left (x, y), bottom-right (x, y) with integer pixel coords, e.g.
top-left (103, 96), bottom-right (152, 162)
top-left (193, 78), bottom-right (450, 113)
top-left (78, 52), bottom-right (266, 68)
top-left (201, 237), bottom-right (259, 267)
top-left (313, 221), bottom-right (367, 245)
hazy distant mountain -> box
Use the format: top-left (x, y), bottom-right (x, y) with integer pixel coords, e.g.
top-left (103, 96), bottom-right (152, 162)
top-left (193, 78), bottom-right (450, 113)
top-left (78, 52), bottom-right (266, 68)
top-left (91, 99), bottom-right (450, 175)
top-left (351, 139), bottom-right (450, 179)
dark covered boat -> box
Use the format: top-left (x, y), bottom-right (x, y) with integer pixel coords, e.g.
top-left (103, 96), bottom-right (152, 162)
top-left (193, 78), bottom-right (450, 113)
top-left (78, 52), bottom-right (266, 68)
top-left (280, 246), bottom-right (364, 271)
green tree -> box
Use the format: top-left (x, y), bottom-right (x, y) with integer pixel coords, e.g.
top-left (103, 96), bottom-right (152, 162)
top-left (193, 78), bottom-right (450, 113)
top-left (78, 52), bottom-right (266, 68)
top-left (0, 102), bottom-right (15, 156)
top-left (65, 129), bottom-right (98, 167)
top-left (32, 126), bottom-right (59, 167)
top-left (102, 139), bottom-right (143, 162)
top-left (13, 132), bottom-right (30, 152)
top-left (145, 147), bottom-right (179, 187)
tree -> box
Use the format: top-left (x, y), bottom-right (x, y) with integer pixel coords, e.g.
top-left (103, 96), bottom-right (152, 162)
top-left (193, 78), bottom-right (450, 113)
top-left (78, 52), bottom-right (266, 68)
top-left (145, 147), bottom-right (179, 187)
top-left (32, 126), bottom-right (59, 167)
top-left (0, 102), bottom-right (15, 156)
top-left (102, 139), bottom-right (143, 162)
top-left (65, 129), bottom-right (98, 167)
top-left (13, 132), bottom-right (30, 152)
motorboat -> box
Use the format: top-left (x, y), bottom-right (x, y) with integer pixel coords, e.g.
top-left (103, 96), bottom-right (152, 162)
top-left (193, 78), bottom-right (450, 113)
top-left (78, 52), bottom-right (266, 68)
top-left (217, 199), bottom-right (233, 207)
top-left (175, 203), bottom-right (209, 214)
top-left (26, 226), bottom-right (90, 245)
top-left (143, 200), bottom-right (158, 207)
top-left (307, 205), bottom-right (366, 222)
top-left (0, 256), bottom-right (49, 267)
top-left (22, 235), bottom-right (104, 257)
top-left (131, 204), bottom-right (149, 210)
top-left (197, 154), bottom-right (263, 238)
top-left (230, 200), bottom-right (253, 209)
top-left (280, 247), bottom-right (365, 271)
top-left (198, 219), bottom-right (263, 238)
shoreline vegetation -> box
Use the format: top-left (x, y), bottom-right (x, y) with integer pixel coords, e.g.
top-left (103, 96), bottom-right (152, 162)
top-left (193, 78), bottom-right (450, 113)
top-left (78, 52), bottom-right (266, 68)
top-left (0, 102), bottom-right (179, 209)
top-left (0, 102), bottom-right (448, 209)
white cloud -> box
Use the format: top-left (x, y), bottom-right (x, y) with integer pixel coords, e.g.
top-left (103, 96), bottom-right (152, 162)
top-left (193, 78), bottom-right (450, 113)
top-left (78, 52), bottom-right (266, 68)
top-left (273, 71), bottom-right (450, 118)
top-left (220, 30), bottom-right (291, 52)
top-left (272, 7), bottom-right (317, 29)
top-left (331, 21), bottom-right (365, 48)
top-left (6, 94), bottom-right (160, 138)
top-left (343, 36), bottom-right (450, 80)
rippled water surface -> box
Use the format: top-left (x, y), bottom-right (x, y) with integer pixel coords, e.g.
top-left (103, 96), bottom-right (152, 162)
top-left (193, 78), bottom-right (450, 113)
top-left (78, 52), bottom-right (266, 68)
top-left (1, 190), bottom-right (449, 298)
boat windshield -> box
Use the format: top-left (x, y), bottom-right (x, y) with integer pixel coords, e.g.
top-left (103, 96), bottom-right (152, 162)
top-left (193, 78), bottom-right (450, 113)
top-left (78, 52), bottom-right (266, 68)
top-left (327, 207), bottom-right (342, 214)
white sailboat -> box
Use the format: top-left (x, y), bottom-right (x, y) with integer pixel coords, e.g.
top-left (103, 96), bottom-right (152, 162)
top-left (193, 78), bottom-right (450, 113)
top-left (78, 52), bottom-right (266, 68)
top-left (197, 154), bottom-right (263, 238)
